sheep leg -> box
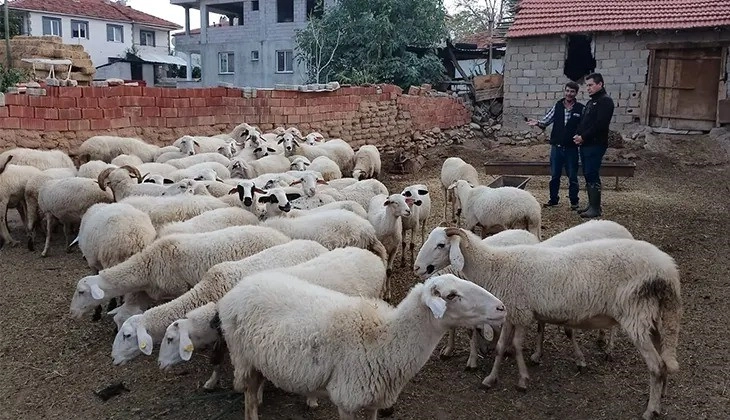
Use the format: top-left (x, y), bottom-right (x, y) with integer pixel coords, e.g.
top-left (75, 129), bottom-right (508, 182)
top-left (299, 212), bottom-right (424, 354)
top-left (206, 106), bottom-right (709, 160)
top-left (629, 330), bottom-right (667, 420)
top-left (511, 325), bottom-right (530, 391)
top-left (63, 223), bottom-right (74, 253)
top-left (481, 321), bottom-right (514, 389)
top-left (604, 327), bottom-right (616, 361)
top-left (465, 328), bottom-right (480, 370)
top-left (442, 186), bottom-right (448, 220)
top-left (439, 328), bottom-right (456, 358)
top-left (564, 327), bottom-right (587, 371)
top-left (305, 395), bottom-right (319, 409)
top-left (243, 369), bottom-right (265, 420)
top-left (336, 407), bottom-right (357, 420)
top-left (25, 202), bottom-right (38, 251)
top-left (41, 214), bottom-right (56, 257)
top-left (364, 408), bottom-right (379, 420)
top-left (530, 322), bottom-right (545, 364)
top-left (400, 229), bottom-right (407, 268)
top-left (420, 220), bottom-right (426, 248)
top-left (204, 338), bottom-right (227, 390)
top-left (0, 200), bottom-right (20, 248)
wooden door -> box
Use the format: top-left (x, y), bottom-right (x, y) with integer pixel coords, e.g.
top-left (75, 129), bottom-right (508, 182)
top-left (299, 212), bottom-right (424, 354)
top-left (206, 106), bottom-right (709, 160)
top-left (648, 47), bottom-right (722, 131)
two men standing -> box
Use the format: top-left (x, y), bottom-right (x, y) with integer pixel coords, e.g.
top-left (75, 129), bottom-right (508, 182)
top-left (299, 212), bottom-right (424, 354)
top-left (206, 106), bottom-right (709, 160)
top-left (528, 73), bottom-right (614, 218)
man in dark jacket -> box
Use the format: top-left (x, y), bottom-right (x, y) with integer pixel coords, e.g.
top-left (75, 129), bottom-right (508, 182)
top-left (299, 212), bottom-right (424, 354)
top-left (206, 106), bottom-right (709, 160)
top-left (527, 81), bottom-right (584, 209)
top-left (573, 73), bottom-right (615, 218)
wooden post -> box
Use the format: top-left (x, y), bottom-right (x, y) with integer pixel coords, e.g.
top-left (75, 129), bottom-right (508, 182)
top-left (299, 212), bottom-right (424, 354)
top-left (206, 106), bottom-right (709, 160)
top-left (4, 0), bottom-right (11, 68)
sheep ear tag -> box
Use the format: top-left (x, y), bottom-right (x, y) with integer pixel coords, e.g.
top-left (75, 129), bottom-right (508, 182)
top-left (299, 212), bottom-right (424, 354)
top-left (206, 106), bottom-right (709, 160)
top-left (137, 325), bottom-right (154, 356)
top-left (90, 283), bottom-right (105, 300)
top-left (179, 330), bottom-right (194, 361)
top-left (481, 324), bottom-right (494, 341)
top-left (425, 295), bottom-right (447, 319)
top-left (448, 236), bottom-right (465, 272)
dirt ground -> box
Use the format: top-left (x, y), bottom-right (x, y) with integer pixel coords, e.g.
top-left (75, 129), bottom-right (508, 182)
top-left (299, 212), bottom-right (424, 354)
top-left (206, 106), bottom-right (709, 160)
top-left (1, 133), bottom-right (729, 420)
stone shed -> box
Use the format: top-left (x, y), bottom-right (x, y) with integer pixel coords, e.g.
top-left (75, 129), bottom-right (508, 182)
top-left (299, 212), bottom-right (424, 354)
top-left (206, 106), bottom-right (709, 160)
top-left (502, 0), bottom-right (730, 133)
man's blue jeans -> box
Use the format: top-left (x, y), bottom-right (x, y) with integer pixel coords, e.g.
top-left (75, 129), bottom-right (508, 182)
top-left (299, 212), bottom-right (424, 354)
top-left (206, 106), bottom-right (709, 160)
top-left (549, 145), bottom-right (579, 204)
top-left (580, 145), bottom-right (608, 186)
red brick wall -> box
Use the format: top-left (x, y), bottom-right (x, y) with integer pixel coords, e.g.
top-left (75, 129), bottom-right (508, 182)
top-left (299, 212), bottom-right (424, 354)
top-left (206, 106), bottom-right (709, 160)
top-left (0, 84), bottom-right (471, 153)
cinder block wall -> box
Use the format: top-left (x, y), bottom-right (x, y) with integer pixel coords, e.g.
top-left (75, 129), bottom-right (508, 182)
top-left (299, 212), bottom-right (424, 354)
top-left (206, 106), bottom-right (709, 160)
top-left (0, 85), bottom-right (471, 153)
top-left (503, 29), bottom-right (730, 131)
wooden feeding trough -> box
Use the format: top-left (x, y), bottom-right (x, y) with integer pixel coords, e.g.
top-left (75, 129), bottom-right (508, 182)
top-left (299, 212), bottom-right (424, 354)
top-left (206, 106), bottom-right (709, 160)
top-left (487, 175), bottom-right (531, 189)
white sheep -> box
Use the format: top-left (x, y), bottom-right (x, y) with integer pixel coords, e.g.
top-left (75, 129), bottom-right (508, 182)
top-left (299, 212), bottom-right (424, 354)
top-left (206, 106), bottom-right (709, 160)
top-left (255, 187), bottom-right (303, 219)
top-left (440, 157), bottom-right (479, 222)
top-left (112, 239), bottom-right (328, 366)
top-left (449, 179), bottom-right (542, 239)
top-left (400, 184), bottom-right (431, 265)
top-left (287, 200), bottom-right (368, 219)
top-left (119, 194), bottom-right (229, 229)
top-left (76, 136), bottom-right (168, 163)
top-left (98, 165), bottom-right (169, 201)
top-left (338, 178), bottom-right (389, 209)
top-left (23, 168), bottom-right (77, 251)
top-left (164, 153), bottom-right (231, 169)
top-left (0, 147), bottom-right (75, 170)
top-left (37, 177), bottom-right (114, 257)
top-left (172, 135), bottom-right (231, 154)
top-left (136, 162), bottom-right (179, 178)
top-left (288, 156), bottom-right (310, 171)
top-left (141, 174), bottom-right (175, 185)
top-left (414, 227), bottom-right (682, 420)
top-left (304, 132), bottom-right (325, 145)
top-left (352, 145), bottom-right (381, 180)
top-left (161, 135), bottom-right (197, 159)
top-left (307, 155), bottom-right (342, 181)
top-left (110, 154), bottom-right (144, 167)
top-left (0, 157), bottom-right (44, 247)
top-left (165, 246), bottom-right (389, 396)
top-left (156, 207), bottom-right (259, 238)
top-left (169, 162), bottom-right (230, 181)
top-left (77, 160), bottom-right (117, 179)
top-left (260, 208), bottom-right (388, 264)
top-left (320, 177), bottom-right (358, 190)
top-left (217, 272), bottom-right (505, 419)
top-left (277, 132), bottom-right (355, 173)
top-left (69, 225), bottom-right (292, 322)
top-left (367, 193), bottom-right (412, 284)
top-left (228, 154), bottom-right (290, 179)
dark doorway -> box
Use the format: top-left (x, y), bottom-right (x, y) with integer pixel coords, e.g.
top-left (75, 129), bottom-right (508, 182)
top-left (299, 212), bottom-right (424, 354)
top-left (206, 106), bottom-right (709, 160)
top-left (131, 63), bottom-right (143, 81)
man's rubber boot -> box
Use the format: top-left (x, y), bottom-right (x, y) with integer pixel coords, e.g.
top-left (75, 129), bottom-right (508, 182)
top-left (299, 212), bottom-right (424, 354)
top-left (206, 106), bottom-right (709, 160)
top-left (580, 184), bottom-right (602, 218)
top-left (576, 187), bottom-right (591, 213)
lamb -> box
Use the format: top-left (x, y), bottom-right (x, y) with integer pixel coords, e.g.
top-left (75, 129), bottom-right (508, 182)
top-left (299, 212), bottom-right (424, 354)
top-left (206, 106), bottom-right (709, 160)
top-left (228, 154), bottom-right (290, 179)
top-left (414, 227), bottom-right (682, 420)
top-left (69, 225), bottom-right (291, 321)
top-left (0, 157), bottom-right (44, 248)
top-left (440, 157), bottom-right (479, 222)
top-left (37, 177), bottom-right (114, 257)
top-left (229, 180), bottom-right (266, 215)
top-left (367, 193), bottom-right (412, 285)
top-left (172, 135), bottom-right (231, 154)
top-left (400, 184), bottom-right (431, 266)
top-left (119, 194), bottom-right (229, 229)
top-left (156, 207), bottom-right (259, 238)
top-left (110, 154), bottom-right (144, 167)
top-left (162, 135), bottom-right (197, 158)
top-left (449, 179), bottom-right (542, 239)
top-left (0, 147), bottom-right (75, 170)
top-left (260, 209), bottom-right (388, 264)
top-left (255, 187), bottom-right (303, 219)
top-left (307, 155), bottom-right (342, 181)
top-left (352, 145), bottom-right (381, 180)
top-left (304, 132), bottom-right (325, 145)
top-left (160, 246), bottom-right (389, 395)
top-left (164, 153), bottom-right (232, 169)
top-left (23, 168), bottom-right (77, 251)
top-left (339, 178), bottom-right (389, 209)
top-left (98, 165), bottom-right (172, 201)
top-left (112, 239), bottom-right (328, 366)
top-left (76, 136), bottom-right (169, 163)
top-left (169, 162), bottom-right (230, 181)
top-left (277, 132), bottom-right (355, 173)
top-left (78, 160), bottom-right (117, 179)
top-left (217, 272), bottom-right (505, 420)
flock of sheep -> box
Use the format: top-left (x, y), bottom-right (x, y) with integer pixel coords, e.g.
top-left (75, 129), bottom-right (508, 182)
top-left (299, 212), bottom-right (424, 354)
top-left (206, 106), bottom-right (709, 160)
top-left (0, 123), bottom-right (682, 420)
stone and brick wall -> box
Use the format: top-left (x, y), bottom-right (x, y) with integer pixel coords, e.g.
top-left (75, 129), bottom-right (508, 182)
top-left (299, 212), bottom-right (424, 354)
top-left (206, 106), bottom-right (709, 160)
top-left (503, 29), bottom-right (730, 131)
top-left (0, 84), bottom-right (470, 153)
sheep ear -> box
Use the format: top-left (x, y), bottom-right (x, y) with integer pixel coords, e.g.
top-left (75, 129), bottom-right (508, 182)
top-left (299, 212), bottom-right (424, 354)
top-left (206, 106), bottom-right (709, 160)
top-left (303, 161), bottom-right (310, 166)
top-left (178, 329), bottom-right (194, 361)
top-left (447, 181), bottom-right (458, 190)
top-left (137, 324), bottom-right (153, 356)
top-left (258, 196), bottom-right (271, 203)
top-left (253, 187), bottom-right (267, 194)
top-left (285, 193), bottom-right (301, 201)
top-left (383, 200), bottom-right (391, 206)
top-left (90, 283), bottom-right (105, 300)
top-left (277, 137), bottom-right (284, 144)
top-left (292, 139), bottom-right (300, 147)
top-left (253, 147), bottom-right (262, 153)
top-left (448, 235), bottom-right (465, 272)
top-left (163, 178), bottom-right (174, 184)
top-left (142, 178), bottom-right (156, 184)
top-left (316, 179), bottom-right (328, 185)
top-left (267, 147), bottom-right (276, 153)
top-left (235, 185), bottom-right (245, 201)
top-left (424, 288), bottom-right (447, 319)
top-left (289, 180), bottom-right (302, 186)
top-left (193, 141), bottom-right (200, 147)
top-left (418, 189), bottom-right (428, 195)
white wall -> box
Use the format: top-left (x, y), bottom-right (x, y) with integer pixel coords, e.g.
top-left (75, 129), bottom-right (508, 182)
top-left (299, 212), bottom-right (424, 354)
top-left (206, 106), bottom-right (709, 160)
top-left (95, 61), bottom-right (132, 80)
top-left (27, 12), bottom-right (131, 67)
top-left (133, 25), bottom-right (172, 57)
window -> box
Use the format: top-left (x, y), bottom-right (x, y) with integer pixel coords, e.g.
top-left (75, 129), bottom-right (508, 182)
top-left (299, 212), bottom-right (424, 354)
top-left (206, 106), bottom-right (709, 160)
top-left (42, 17), bottom-right (61, 36)
top-left (71, 20), bottom-right (88, 39)
top-left (277, 0), bottom-right (294, 22)
top-left (107, 24), bottom-right (124, 42)
top-left (306, 0), bottom-right (324, 19)
top-left (252, 1), bottom-right (259, 11)
top-left (276, 50), bottom-right (293, 73)
top-left (219, 52), bottom-right (235, 74)
top-left (564, 35), bottom-right (596, 82)
top-left (140, 30), bottom-right (155, 47)
top-left (251, 50), bottom-right (259, 61)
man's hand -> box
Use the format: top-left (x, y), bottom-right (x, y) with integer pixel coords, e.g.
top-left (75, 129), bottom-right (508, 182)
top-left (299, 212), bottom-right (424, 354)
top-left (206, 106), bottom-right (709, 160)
top-left (526, 118), bottom-right (540, 127)
top-left (573, 135), bottom-right (583, 145)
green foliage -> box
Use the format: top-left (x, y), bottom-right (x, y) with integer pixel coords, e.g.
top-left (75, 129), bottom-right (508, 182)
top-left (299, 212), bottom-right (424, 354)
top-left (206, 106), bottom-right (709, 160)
top-left (0, 65), bottom-right (31, 93)
top-left (295, 0), bottom-right (448, 89)
top-left (447, 9), bottom-right (487, 40)
top-left (0, 9), bottom-right (23, 39)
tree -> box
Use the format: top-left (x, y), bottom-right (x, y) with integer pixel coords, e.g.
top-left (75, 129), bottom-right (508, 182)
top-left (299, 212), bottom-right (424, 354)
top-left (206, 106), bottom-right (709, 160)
top-left (447, 10), bottom-right (486, 41)
top-left (295, 0), bottom-right (448, 90)
top-left (0, 9), bottom-right (23, 39)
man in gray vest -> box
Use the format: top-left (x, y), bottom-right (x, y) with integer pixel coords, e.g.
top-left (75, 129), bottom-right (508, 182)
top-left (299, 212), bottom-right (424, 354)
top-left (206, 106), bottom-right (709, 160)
top-left (527, 81), bottom-right (585, 209)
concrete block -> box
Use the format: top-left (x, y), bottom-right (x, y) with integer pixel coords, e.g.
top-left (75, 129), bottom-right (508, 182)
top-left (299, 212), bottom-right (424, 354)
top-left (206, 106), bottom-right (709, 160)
top-left (536, 68), bottom-right (552, 78)
top-left (544, 77), bottom-right (558, 85)
top-left (544, 43), bottom-right (562, 53)
top-left (535, 85), bottom-right (551, 93)
top-left (600, 59), bottom-right (618, 68)
top-left (629, 97), bottom-right (640, 108)
top-left (517, 92), bottom-right (529, 100)
top-left (550, 84), bottom-right (565, 92)
top-left (609, 50), bottom-right (626, 59)
top-left (615, 115), bottom-right (634, 124)
top-left (550, 52), bottom-right (565, 61)
top-left (523, 99), bottom-right (539, 108)
top-left (509, 99), bottom-right (525, 107)
top-left (523, 69), bottom-right (537, 78)
top-left (632, 58), bottom-right (648, 68)
top-left (523, 84), bottom-right (537, 93)
top-left (603, 42), bottom-right (619, 52)
top-left (518, 60), bottom-right (531, 69)
top-left (538, 99), bottom-right (555, 108)
top-left (616, 58), bottom-right (634, 68)
top-left (531, 44), bottom-right (546, 54)
top-left (523, 53), bottom-right (538, 61)
top-left (518, 46), bottom-right (533, 54)
top-left (517, 77), bottom-right (531, 85)
top-left (630, 74), bottom-right (647, 83)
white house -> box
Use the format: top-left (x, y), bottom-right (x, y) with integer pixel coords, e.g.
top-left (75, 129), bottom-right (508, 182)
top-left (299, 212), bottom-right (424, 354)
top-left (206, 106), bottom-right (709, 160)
top-left (10, 0), bottom-right (186, 85)
top-left (170, 0), bottom-right (336, 88)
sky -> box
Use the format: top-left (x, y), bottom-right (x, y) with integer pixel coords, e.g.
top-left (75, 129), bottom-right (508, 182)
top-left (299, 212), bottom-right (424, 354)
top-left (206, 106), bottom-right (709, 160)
top-left (126, 0), bottom-right (460, 31)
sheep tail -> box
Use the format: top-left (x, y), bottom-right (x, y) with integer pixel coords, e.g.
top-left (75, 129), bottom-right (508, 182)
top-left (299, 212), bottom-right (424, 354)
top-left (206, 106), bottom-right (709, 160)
top-left (659, 285), bottom-right (682, 373)
top-left (369, 238), bottom-right (389, 267)
top-left (69, 235), bottom-right (80, 248)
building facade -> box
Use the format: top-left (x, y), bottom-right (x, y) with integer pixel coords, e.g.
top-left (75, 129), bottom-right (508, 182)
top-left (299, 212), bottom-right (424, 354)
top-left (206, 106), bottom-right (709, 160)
top-left (171, 0), bottom-right (335, 88)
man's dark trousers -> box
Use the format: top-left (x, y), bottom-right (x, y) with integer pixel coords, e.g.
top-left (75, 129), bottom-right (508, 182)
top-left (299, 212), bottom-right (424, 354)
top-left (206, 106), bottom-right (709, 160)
top-left (549, 145), bottom-right (579, 205)
top-left (579, 145), bottom-right (607, 186)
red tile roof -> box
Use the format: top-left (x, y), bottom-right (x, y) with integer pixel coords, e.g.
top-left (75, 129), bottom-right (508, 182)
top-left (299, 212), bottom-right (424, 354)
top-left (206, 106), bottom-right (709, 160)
top-left (507, 0), bottom-right (730, 38)
top-left (9, 0), bottom-right (182, 30)
top-left (457, 31), bottom-right (506, 49)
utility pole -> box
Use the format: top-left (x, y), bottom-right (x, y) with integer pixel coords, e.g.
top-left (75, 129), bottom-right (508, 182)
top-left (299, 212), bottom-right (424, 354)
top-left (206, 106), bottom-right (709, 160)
top-left (4, 0), bottom-right (11, 68)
